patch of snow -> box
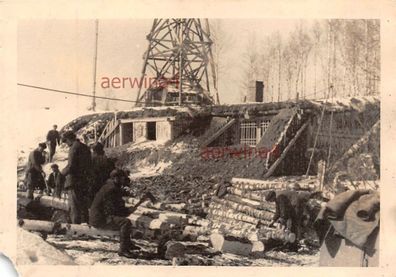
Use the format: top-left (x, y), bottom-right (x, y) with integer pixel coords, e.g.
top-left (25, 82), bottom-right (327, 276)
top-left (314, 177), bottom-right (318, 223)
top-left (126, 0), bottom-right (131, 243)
top-left (127, 140), bottom-right (164, 152)
top-left (129, 160), bottom-right (172, 179)
top-left (17, 228), bottom-right (76, 265)
top-left (170, 142), bottom-right (189, 154)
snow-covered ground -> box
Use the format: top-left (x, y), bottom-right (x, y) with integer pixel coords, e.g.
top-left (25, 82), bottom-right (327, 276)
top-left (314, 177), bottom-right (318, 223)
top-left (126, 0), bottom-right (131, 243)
top-left (17, 228), bottom-right (76, 265)
top-left (43, 235), bottom-right (319, 266)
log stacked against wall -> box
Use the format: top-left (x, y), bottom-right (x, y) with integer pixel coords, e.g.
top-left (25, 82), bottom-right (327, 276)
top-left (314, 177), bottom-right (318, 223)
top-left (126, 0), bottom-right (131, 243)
top-left (207, 176), bottom-right (319, 255)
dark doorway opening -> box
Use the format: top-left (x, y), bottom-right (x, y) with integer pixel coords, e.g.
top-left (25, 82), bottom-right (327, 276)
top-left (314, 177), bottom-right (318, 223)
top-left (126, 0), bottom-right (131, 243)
top-left (121, 123), bottom-right (133, 144)
top-left (147, 122), bottom-right (157, 140)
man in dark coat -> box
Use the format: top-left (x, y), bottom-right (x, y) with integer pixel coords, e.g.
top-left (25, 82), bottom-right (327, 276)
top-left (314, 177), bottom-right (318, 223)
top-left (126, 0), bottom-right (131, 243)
top-left (46, 125), bottom-right (61, 162)
top-left (90, 142), bottom-right (115, 200)
top-left (26, 143), bottom-right (47, 199)
top-left (47, 163), bottom-right (65, 198)
top-left (89, 169), bottom-right (156, 258)
top-left (266, 189), bottom-right (311, 240)
top-left (61, 131), bottom-right (92, 224)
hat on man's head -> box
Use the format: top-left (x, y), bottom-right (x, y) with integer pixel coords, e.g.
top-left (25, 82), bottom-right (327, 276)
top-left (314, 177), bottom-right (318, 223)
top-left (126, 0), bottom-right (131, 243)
top-left (38, 142), bottom-right (47, 149)
top-left (110, 169), bottom-right (125, 178)
top-left (92, 142), bottom-right (104, 154)
top-left (61, 130), bottom-right (76, 142)
top-left (265, 190), bottom-right (276, 202)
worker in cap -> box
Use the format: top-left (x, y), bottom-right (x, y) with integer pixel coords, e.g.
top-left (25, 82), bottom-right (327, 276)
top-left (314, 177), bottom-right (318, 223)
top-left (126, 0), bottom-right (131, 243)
top-left (38, 142), bottom-right (47, 149)
top-left (92, 142), bottom-right (105, 155)
top-left (90, 142), bottom-right (115, 201)
top-left (61, 130), bottom-right (93, 224)
top-left (61, 130), bottom-right (76, 142)
top-left (46, 163), bottom-right (65, 198)
top-left (25, 142), bottom-right (47, 199)
top-left (89, 168), bottom-right (156, 258)
top-left (266, 188), bottom-right (312, 246)
top-left (46, 124), bottom-right (60, 162)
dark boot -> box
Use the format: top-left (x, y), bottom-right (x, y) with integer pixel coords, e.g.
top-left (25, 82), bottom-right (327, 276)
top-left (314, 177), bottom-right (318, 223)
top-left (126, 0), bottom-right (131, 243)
top-left (118, 250), bottom-right (137, 259)
top-left (129, 243), bottom-right (141, 251)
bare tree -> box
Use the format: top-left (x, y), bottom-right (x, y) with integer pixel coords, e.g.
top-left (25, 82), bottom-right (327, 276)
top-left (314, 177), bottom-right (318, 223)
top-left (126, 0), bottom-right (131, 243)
top-left (241, 32), bottom-right (260, 102)
top-left (311, 21), bottom-right (322, 99)
top-left (209, 19), bottom-right (234, 101)
top-left (272, 32), bottom-right (282, 102)
top-left (282, 42), bottom-right (297, 101)
top-left (287, 22), bottom-right (313, 100)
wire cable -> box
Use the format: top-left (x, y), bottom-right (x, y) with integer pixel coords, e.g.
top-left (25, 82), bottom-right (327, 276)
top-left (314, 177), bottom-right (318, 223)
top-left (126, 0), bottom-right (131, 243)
top-left (17, 83), bottom-right (140, 104)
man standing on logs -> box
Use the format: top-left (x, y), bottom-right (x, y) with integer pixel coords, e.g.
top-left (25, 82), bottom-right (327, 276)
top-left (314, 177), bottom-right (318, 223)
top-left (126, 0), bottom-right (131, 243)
top-left (61, 131), bottom-right (92, 224)
top-left (46, 164), bottom-right (65, 198)
top-left (46, 124), bottom-right (61, 162)
top-left (90, 142), bottom-right (115, 201)
top-left (26, 142), bottom-right (47, 199)
top-left (89, 169), bottom-right (156, 258)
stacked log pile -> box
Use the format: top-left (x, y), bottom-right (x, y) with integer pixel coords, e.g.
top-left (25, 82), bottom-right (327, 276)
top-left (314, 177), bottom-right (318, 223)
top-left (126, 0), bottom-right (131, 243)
top-left (207, 177), bottom-right (319, 256)
top-left (17, 190), bottom-right (211, 252)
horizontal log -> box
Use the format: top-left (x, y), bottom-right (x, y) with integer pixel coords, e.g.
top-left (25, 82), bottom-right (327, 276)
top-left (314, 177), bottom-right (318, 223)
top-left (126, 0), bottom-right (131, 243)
top-left (158, 214), bottom-right (188, 226)
top-left (127, 214), bottom-right (169, 230)
top-left (131, 228), bottom-right (181, 241)
top-left (182, 225), bottom-right (210, 238)
top-left (187, 218), bottom-right (210, 227)
top-left (207, 205), bottom-right (260, 225)
top-left (133, 206), bottom-right (161, 217)
top-left (227, 187), bottom-right (264, 202)
top-left (124, 197), bottom-right (186, 211)
top-left (18, 219), bottom-right (119, 238)
top-left (210, 219), bottom-right (295, 243)
top-left (231, 177), bottom-right (318, 191)
top-left (17, 192), bottom-right (69, 211)
top-left (210, 233), bottom-right (264, 256)
top-left (208, 214), bottom-right (257, 230)
top-left (249, 228), bottom-right (296, 243)
top-left (224, 194), bottom-right (275, 212)
top-left (212, 197), bottom-right (274, 221)
top-left (232, 181), bottom-right (317, 192)
top-left (211, 224), bottom-right (257, 240)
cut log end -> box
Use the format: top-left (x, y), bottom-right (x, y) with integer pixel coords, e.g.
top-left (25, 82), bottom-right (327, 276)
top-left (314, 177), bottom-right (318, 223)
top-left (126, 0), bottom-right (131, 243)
top-left (162, 241), bottom-right (186, 260)
top-left (209, 233), bottom-right (225, 252)
top-left (251, 241), bottom-right (265, 253)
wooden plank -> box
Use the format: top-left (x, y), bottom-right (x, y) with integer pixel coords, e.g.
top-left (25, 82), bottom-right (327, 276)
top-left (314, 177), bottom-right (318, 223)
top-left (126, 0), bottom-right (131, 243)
top-left (263, 122), bottom-right (309, 178)
top-left (119, 116), bottom-right (176, 123)
top-left (201, 118), bottom-right (236, 147)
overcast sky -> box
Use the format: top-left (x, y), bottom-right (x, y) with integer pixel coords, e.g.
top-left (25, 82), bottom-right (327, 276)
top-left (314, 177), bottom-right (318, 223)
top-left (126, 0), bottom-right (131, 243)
top-left (18, 19), bottom-right (301, 109)
top-left (17, 19), bottom-right (302, 147)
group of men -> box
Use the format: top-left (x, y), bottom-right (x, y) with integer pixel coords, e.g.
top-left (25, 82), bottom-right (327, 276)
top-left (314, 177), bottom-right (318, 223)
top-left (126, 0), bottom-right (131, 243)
top-left (25, 125), bottom-right (313, 256)
top-left (25, 127), bottom-right (152, 258)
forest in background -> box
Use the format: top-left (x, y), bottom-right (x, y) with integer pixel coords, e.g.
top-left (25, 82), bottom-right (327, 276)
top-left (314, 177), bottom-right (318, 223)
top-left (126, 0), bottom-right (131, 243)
top-left (210, 19), bottom-right (380, 103)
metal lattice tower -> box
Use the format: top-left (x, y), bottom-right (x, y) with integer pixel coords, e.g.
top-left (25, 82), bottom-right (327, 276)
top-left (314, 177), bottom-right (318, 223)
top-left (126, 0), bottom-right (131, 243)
top-left (135, 18), bottom-right (218, 106)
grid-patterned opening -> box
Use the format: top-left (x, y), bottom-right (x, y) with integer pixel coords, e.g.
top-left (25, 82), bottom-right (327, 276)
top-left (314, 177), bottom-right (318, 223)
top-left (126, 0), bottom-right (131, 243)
top-left (240, 122), bottom-right (257, 146)
top-left (240, 120), bottom-right (271, 146)
top-left (259, 120), bottom-right (270, 137)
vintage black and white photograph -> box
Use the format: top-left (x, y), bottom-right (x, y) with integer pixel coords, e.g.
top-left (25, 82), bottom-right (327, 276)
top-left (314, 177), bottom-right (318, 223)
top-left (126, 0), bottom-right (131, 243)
top-left (15, 17), bottom-right (380, 267)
